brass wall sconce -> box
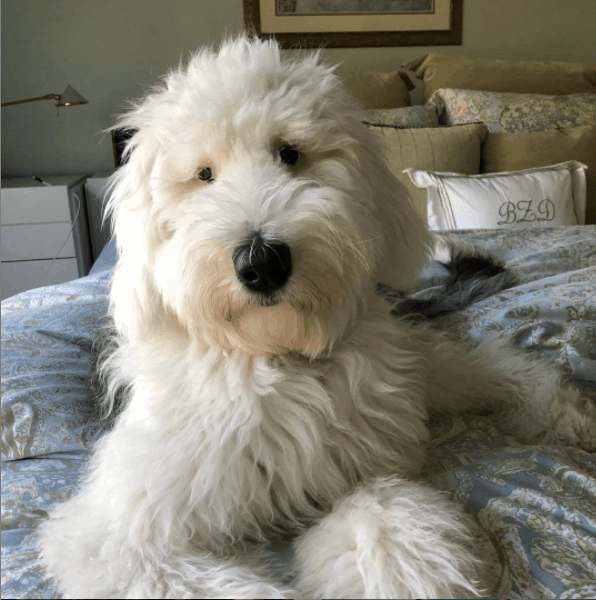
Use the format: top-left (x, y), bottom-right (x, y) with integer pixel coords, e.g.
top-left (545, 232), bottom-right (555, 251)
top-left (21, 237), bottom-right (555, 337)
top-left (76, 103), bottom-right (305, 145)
top-left (2, 85), bottom-right (88, 116)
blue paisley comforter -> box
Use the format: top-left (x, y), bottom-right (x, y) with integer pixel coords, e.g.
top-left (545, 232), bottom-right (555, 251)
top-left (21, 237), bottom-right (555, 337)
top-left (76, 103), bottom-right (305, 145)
top-left (2, 226), bottom-right (595, 599)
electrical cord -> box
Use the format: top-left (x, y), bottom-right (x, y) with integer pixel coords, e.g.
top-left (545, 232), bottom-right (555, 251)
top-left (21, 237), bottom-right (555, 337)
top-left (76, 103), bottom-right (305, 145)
top-left (33, 177), bottom-right (82, 287)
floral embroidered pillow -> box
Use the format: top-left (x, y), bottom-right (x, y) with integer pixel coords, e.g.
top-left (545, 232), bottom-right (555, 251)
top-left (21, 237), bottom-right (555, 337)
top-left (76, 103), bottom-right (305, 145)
top-left (404, 161), bottom-right (587, 230)
top-left (428, 88), bottom-right (596, 132)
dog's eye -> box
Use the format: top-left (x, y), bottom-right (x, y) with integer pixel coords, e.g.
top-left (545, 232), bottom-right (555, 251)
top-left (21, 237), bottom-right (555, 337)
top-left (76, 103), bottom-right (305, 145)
top-left (197, 167), bottom-right (214, 182)
top-left (279, 147), bottom-right (302, 166)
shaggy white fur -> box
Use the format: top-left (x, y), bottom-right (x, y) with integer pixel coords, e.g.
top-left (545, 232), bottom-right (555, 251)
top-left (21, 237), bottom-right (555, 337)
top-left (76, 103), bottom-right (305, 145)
top-left (38, 35), bottom-right (596, 599)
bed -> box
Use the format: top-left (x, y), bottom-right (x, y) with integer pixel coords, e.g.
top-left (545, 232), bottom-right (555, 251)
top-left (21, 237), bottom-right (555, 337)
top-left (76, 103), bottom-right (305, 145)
top-left (3, 51), bottom-right (596, 599)
top-left (2, 224), bottom-right (595, 599)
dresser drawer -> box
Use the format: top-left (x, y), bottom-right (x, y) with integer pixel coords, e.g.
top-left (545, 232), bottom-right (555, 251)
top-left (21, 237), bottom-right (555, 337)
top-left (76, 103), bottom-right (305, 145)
top-left (1, 175), bottom-right (92, 295)
top-left (1, 223), bottom-right (76, 261)
top-left (1, 258), bottom-right (79, 301)
top-left (0, 186), bottom-right (72, 224)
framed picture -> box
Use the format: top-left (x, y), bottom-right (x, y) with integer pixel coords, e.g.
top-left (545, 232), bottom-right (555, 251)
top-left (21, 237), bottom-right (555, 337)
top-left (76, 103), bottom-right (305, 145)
top-left (243, 0), bottom-right (463, 48)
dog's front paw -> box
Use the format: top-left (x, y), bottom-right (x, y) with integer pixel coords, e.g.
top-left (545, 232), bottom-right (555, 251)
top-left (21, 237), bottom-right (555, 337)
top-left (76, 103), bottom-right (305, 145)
top-left (293, 478), bottom-right (483, 599)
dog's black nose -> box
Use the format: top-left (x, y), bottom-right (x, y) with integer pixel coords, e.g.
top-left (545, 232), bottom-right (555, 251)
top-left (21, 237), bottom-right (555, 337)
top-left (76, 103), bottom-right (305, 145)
top-left (234, 234), bottom-right (292, 295)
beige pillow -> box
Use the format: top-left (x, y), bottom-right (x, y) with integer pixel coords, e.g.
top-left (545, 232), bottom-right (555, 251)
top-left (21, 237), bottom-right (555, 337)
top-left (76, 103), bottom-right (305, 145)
top-left (372, 123), bottom-right (488, 218)
top-left (482, 126), bottom-right (596, 225)
top-left (340, 71), bottom-right (410, 109)
top-left (403, 53), bottom-right (596, 103)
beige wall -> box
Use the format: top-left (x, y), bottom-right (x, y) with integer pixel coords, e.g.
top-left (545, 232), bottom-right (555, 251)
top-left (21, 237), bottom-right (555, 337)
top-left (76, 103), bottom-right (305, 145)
top-left (2, 0), bottom-right (595, 177)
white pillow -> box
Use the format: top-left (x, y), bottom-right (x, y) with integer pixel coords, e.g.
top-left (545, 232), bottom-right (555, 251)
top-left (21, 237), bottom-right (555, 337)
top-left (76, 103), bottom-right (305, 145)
top-left (404, 161), bottom-right (588, 230)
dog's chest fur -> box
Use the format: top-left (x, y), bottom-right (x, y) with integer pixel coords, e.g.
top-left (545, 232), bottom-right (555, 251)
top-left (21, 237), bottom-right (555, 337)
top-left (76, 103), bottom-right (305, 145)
top-left (116, 306), bottom-right (428, 549)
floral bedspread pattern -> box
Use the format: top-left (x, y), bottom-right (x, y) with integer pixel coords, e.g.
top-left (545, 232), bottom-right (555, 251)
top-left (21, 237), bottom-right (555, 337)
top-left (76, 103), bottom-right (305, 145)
top-left (2, 226), bottom-right (595, 599)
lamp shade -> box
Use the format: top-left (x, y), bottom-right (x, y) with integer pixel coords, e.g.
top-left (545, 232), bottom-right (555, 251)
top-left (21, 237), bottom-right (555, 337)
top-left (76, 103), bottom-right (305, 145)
top-left (58, 85), bottom-right (88, 107)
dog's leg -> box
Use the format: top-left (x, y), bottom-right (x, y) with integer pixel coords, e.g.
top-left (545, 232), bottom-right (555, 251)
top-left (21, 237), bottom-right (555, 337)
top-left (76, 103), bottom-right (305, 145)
top-left (122, 550), bottom-right (295, 600)
top-left (40, 494), bottom-right (294, 599)
top-left (410, 330), bottom-right (596, 450)
top-left (292, 477), bottom-right (482, 599)
top-left (38, 428), bottom-right (295, 600)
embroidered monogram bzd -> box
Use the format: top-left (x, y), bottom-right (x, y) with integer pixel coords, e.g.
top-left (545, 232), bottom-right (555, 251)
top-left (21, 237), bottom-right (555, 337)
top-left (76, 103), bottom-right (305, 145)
top-left (497, 199), bottom-right (556, 225)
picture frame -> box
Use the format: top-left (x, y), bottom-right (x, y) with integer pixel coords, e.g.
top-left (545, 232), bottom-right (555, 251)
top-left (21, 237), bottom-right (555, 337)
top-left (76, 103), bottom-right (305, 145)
top-left (243, 0), bottom-right (463, 48)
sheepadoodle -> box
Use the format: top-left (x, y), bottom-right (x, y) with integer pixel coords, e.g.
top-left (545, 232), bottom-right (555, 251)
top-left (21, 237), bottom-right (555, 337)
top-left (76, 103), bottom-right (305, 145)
top-left (39, 35), bottom-right (596, 599)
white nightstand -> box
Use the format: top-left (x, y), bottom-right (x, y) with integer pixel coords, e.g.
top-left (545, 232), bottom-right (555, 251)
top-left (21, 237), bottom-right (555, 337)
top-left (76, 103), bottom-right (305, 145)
top-left (1, 174), bottom-right (92, 301)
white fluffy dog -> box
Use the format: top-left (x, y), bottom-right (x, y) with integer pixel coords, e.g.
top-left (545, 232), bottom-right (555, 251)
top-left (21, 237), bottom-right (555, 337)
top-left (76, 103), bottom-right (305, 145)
top-left (39, 35), bottom-right (595, 599)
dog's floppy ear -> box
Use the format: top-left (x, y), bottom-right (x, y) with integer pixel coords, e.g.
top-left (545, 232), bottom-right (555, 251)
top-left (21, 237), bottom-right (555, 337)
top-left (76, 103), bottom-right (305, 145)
top-left (328, 72), bottom-right (431, 292)
top-left (374, 175), bottom-right (432, 292)
top-left (105, 136), bottom-right (166, 341)
top-left (349, 121), bottom-right (432, 292)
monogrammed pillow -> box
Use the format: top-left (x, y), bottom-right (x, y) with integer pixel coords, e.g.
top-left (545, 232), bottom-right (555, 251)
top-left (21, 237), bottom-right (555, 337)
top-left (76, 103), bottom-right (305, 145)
top-left (404, 161), bottom-right (587, 230)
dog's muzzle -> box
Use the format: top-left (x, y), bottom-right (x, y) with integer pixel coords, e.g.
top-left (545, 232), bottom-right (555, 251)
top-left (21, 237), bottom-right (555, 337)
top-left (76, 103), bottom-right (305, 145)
top-left (233, 232), bottom-right (292, 296)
